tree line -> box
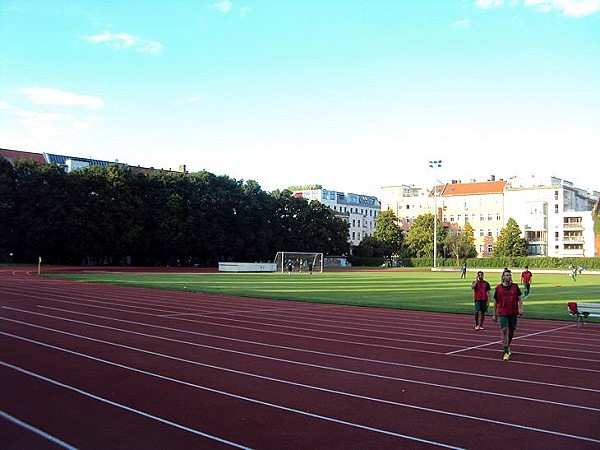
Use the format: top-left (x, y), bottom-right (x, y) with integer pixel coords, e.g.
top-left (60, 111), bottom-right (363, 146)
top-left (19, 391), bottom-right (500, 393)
top-left (0, 157), bottom-right (350, 266)
top-left (0, 156), bottom-right (548, 268)
top-left (354, 210), bottom-right (531, 265)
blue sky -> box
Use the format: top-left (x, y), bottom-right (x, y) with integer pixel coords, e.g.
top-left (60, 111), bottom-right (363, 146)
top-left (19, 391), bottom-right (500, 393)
top-left (1, 0), bottom-right (599, 195)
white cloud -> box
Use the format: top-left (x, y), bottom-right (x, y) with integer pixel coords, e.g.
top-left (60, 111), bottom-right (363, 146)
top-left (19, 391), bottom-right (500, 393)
top-left (524, 0), bottom-right (600, 17)
top-left (475, 0), bottom-right (504, 8)
top-left (85, 31), bottom-right (163, 54)
top-left (21, 87), bottom-right (104, 109)
top-left (211, 0), bottom-right (233, 13)
top-left (13, 110), bottom-right (92, 138)
top-left (240, 6), bottom-right (250, 17)
top-left (453, 19), bottom-right (472, 27)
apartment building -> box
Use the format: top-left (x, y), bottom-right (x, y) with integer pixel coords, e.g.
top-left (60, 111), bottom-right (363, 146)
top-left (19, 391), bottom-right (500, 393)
top-left (381, 176), bottom-right (598, 258)
top-left (292, 188), bottom-right (380, 246)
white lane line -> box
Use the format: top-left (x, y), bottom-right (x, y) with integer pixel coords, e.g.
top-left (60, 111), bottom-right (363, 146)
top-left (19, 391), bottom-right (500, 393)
top-left (0, 285), bottom-right (485, 347)
top-left (5, 306), bottom-right (600, 392)
top-left (0, 361), bottom-right (251, 449)
top-left (0, 337), bottom-right (463, 450)
top-left (4, 316), bottom-right (599, 414)
top-left (446, 323), bottom-right (591, 355)
top-left (4, 329), bottom-right (599, 445)
top-left (4, 284), bottom-right (598, 348)
top-left (0, 410), bottom-right (78, 450)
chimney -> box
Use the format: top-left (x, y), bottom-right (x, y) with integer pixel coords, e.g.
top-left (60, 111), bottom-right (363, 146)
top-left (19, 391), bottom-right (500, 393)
top-left (179, 165), bottom-right (187, 173)
top-left (490, 175), bottom-right (496, 181)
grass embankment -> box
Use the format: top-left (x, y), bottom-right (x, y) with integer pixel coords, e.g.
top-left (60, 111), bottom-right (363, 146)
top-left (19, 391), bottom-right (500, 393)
top-left (42, 269), bottom-right (600, 322)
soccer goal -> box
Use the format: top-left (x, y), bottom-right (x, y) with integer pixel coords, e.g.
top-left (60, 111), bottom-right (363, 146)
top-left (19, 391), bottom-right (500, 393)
top-left (273, 252), bottom-right (324, 274)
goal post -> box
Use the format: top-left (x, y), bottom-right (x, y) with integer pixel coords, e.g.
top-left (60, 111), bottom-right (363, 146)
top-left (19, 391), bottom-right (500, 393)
top-left (273, 252), bottom-right (324, 273)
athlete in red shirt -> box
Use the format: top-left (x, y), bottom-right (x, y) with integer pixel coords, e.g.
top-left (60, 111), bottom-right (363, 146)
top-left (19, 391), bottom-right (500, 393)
top-left (471, 271), bottom-right (491, 330)
top-left (493, 269), bottom-right (523, 361)
top-left (521, 266), bottom-right (533, 299)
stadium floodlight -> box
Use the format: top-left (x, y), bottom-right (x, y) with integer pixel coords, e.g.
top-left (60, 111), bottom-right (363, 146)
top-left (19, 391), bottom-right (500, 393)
top-left (428, 160), bottom-right (442, 268)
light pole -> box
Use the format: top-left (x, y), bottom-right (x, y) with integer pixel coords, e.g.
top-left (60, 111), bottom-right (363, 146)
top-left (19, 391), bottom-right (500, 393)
top-left (429, 160), bottom-right (442, 268)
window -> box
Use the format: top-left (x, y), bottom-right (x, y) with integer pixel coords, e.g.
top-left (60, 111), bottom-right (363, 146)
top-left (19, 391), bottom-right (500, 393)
top-left (555, 191), bottom-right (559, 201)
top-left (487, 244), bottom-right (494, 253)
top-left (479, 229), bottom-right (484, 237)
top-left (488, 229), bottom-right (492, 237)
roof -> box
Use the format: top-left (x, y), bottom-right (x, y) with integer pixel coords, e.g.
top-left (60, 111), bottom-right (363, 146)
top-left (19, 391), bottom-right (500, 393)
top-left (44, 153), bottom-right (112, 168)
top-left (0, 148), bottom-right (46, 165)
top-left (430, 180), bottom-right (507, 197)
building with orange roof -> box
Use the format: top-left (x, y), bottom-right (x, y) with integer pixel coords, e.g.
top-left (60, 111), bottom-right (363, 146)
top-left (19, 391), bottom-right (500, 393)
top-left (381, 175), bottom-right (598, 258)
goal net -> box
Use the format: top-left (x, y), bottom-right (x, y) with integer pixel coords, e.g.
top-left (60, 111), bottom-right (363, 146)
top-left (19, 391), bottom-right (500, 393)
top-left (273, 252), bottom-right (324, 274)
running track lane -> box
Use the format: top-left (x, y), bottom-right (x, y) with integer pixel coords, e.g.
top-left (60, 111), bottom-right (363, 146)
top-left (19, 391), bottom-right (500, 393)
top-left (1, 268), bottom-right (599, 449)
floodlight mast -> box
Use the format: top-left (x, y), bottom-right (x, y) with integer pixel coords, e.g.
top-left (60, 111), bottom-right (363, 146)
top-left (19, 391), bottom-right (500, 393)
top-left (428, 160), bottom-right (442, 269)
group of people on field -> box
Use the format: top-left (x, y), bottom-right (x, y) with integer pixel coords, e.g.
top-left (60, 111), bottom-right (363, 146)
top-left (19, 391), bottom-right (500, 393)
top-left (470, 266), bottom-right (530, 361)
top-left (286, 259), bottom-right (313, 275)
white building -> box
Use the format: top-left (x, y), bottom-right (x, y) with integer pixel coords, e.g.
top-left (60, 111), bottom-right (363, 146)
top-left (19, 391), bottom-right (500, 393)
top-left (381, 176), bottom-right (598, 258)
top-left (504, 176), bottom-right (597, 257)
top-left (292, 188), bottom-right (380, 246)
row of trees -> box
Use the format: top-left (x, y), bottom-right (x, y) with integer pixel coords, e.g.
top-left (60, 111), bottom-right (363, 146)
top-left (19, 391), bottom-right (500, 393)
top-left (0, 158), bottom-right (350, 265)
top-left (0, 156), bottom-right (532, 267)
top-left (354, 210), bottom-right (529, 263)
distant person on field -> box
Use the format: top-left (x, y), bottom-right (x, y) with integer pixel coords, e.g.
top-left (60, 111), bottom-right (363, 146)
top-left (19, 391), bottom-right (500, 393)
top-left (570, 265), bottom-right (577, 281)
top-left (493, 269), bottom-right (523, 361)
top-left (308, 261), bottom-right (313, 275)
top-left (520, 266), bottom-right (533, 299)
top-left (287, 261), bottom-right (293, 275)
top-left (578, 265), bottom-right (583, 275)
top-left (460, 262), bottom-right (467, 279)
top-left (471, 271), bottom-right (491, 330)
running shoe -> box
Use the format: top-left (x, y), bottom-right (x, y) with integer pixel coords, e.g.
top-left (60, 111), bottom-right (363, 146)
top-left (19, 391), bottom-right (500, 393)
top-left (475, 325), bottom-right (480, 330)
top-left (502, 352), bottom-right (511, 361)
top-left (479, 325), bottom-right (484, 330)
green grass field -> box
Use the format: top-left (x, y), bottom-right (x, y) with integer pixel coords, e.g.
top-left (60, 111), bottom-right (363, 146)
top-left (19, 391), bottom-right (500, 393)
top-left (42, 269), bottom-right (600, 322)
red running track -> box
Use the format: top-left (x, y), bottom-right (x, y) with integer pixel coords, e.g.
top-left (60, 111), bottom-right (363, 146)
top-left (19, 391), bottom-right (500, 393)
top-left (1, 268), bottom-right (599, 449)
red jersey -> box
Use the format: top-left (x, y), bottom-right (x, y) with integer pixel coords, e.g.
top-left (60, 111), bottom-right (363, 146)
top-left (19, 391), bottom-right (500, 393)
top-left (493, 282), bottom-right (522, 316)
top-left (521, 270), bottom-right (532, 284)
top-left (472, 280), bottom-right (491, 302)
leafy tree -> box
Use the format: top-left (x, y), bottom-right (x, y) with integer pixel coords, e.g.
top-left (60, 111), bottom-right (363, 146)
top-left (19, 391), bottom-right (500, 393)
top-left (493, 217), bottom-right (529, 257)
top-left (372, 210), bottom-right (404, 257)
top-left (353, 236), bottom-right (391, 258)
top-left (404, 213), bottom-right (447, 258)
top-left (445, 222), bottom-right (477, 262)
top-left (11, 160), bottom-right (75, 263)
top-left (4, 162), bottom-right (352, 265)
top-left (0, 156), bottom-right (16, 261)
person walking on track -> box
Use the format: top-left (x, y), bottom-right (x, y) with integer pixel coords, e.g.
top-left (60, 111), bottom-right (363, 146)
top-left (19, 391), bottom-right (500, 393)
top-left (471, 271), bottom-right (491, 330)
top-left (520, 266), bottom-right (533, 299)
top-left (493, 269), bottom-right (523, 361)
